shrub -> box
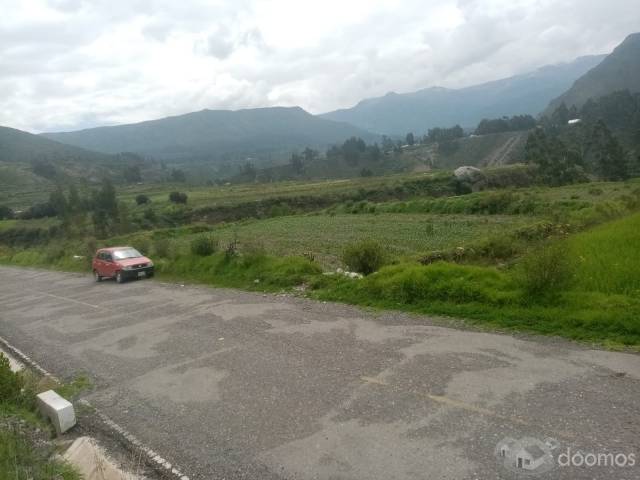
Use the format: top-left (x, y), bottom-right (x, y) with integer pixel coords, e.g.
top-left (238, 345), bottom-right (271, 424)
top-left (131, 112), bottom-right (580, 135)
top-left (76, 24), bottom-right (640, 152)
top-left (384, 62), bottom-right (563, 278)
top-left (135, 194), bottom-right (151, 205)
top-left (342, 240), bottom-right (387, 275)
top-left (0, 205), bottom-right (14, 220)
top-left (131, 236), bottom-right (151, 256)
top-left (169, 191), bottom-right (188, 204)
top-left (190, 235), bottom-right (217, 256)
top-left (519, 243), bottom-right (574, 302)
top-left (0, 353), bottom-right (21, 404)
top-left (153, 238), bottom-right (172, 258)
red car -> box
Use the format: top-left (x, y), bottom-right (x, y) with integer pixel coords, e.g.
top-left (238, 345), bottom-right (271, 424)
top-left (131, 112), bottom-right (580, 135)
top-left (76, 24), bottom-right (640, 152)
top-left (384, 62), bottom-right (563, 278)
top-left (92, 246), bottom-right (154, 284)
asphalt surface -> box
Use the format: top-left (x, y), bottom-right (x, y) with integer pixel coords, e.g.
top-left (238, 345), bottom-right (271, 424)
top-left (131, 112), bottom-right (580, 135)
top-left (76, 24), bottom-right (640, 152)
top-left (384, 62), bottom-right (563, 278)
top-left (1, 265), bottom-right (639, 480)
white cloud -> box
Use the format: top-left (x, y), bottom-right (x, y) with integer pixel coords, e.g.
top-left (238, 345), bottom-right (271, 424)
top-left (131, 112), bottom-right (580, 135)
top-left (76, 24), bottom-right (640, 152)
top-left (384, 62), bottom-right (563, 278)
top-left (0, 0), bottom-right (638, 132)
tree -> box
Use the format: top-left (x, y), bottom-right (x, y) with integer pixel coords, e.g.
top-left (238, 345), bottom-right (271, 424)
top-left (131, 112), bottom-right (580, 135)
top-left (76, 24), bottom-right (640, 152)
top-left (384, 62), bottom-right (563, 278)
top-left (302, 147), bottom-right (318, 163)
top-left (135, 194), bottom-right (151, 205)
top-left (588, 120), bottom-right (629, 180)
top-left (381, 135), bottom-right (395, 153)
top-left (169, 191), bottom-right (188, 204)
top-left (67, 185), bottom-right (81, 213)
top-left (290, 153), bottom-right (304, 175)
top-left (49, 187), bottom-right (68, 217)
top-left (91, 179), bottom-right (118, 237)
top-left (94, 179), bottom-right (118, 217)
top-left (406, 132), bottom-right (415, 146)
top-left (366, 143), bottom-right (381, 163)
top-left (0, 205), bottom-right (13, 220)
top-left (342, 137), bottom-right (367, 166)
top-left (551, 102), bottom-right (570, 126)
top-left (525, 129), bottom-right (584, 185)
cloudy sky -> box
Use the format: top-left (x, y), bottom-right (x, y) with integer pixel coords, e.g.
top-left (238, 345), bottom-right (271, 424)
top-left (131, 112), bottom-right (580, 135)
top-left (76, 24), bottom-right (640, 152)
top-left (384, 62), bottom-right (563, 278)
top-left (1, 0), bottom-right (638, 132)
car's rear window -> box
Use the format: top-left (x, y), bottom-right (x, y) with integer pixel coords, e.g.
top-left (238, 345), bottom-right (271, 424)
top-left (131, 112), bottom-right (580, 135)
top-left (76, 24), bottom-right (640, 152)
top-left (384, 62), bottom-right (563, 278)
top-left (112, 248), bottom-right (143, 260)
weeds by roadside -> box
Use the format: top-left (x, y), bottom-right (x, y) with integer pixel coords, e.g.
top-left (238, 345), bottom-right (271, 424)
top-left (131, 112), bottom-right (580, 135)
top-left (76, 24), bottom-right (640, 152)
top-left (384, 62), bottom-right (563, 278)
top-left (0, 353), bottom-right (83, 480)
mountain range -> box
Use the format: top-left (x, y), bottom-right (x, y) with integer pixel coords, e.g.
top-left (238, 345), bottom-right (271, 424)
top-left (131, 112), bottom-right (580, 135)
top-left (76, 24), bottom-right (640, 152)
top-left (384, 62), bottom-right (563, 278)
top-left (42, 107), bottom-right (375, 163)
top-left (2, 32), bottom-right (638, 175)
top-left (319, 55), bottom-right (606, 135)
top-left (545, 32), bottom-right (640, 115)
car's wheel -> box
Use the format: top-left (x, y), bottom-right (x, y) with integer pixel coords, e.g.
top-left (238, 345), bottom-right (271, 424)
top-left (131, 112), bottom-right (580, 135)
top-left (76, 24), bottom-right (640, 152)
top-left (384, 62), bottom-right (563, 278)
top-left (116, 271), bottom-right (124, 284)
top-left (93, 270), bottom-right (102, 282)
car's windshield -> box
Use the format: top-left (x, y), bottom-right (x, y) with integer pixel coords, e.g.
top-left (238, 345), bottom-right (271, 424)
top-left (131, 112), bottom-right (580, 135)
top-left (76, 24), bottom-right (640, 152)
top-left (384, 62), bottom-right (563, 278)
top-left (112, 248), bottom-right (143, 260)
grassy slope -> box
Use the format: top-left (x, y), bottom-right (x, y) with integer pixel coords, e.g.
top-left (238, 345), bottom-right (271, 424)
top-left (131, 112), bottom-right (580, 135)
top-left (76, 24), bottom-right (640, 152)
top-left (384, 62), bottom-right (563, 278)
top-left (0, 355), bottom-right (82, 480)
top-left (171, 214), bottom-right (534, 267)
top-left (570, 212), bottom-right (640, 295)
top-left (314, 212), bottom-right (640, 347)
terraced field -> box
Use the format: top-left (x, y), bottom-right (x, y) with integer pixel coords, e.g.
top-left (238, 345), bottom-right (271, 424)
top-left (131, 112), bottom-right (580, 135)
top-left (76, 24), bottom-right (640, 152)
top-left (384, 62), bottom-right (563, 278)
top-left (187, 213), bottom-right (535, 267)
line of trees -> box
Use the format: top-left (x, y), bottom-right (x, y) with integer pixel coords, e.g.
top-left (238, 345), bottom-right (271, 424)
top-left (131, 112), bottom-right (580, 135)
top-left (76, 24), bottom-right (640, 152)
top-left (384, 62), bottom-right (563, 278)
top-left (475, 115), bottom-right (536, 135)
top-left (526, 91), bottom-right (640, 184)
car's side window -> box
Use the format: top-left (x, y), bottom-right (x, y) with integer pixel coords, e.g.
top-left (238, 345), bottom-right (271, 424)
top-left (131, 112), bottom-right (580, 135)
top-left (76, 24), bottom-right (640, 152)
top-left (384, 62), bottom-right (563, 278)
top-left (97, 252), bottom-right (106, 261)
top-left (104, 254), bottom-right (112, 262)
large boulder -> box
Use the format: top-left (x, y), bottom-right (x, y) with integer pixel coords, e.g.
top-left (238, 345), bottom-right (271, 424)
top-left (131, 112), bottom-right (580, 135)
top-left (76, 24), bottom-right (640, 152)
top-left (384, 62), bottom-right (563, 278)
top-left (454, 166), bottom-right (485, 183)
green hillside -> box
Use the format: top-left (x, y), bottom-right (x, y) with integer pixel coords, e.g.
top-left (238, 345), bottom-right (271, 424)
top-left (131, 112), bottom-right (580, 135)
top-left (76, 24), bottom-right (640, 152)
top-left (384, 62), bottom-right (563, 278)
top-left (0, 126), bottom-right (112, 165)
top-left (545, 32), bottom-right (640, 114)
top-left (321, 55), bottom-right (605, 134)
top-left (42, 107), bottom-right (378, 165)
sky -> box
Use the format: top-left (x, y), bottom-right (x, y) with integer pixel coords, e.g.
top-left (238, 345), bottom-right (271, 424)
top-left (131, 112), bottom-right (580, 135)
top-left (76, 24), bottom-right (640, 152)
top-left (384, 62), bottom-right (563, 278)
top-left (1, 0), bottom-right (638, 133)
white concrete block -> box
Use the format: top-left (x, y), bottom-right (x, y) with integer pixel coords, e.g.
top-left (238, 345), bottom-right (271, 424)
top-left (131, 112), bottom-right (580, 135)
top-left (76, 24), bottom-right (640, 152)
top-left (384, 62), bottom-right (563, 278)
top-left (36, 390), bottom-right (76, 435)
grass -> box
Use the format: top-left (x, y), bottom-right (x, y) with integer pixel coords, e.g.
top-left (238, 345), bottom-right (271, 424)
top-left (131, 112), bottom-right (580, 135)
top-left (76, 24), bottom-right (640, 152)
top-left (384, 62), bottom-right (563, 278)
top-left (0, 355), bottom-right (85, 480)
top-left (170, 213), bottom-right (535, 267)
top-left (312, 260), bottom-right (640, 347)
top-left (0, 427), bottom-right (82, 480)
top-left (569, 212), bottom-right (640, 295)
top-left (156, 251), bottom-right (322, 291)
top-left (309, 212), bottom-right (640, 347)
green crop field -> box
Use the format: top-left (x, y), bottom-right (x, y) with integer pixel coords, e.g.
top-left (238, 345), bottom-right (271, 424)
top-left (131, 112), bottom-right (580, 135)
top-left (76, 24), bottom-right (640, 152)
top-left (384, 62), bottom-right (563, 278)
top-left (143, 213), bottom-right (536, 268)
top-left (120, 171), bottom-right (444, 208)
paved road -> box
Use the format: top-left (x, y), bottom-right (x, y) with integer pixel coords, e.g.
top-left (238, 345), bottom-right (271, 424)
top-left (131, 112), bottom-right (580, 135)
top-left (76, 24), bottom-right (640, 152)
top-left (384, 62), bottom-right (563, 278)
top-left (1, 266), bottom-right (639, 479)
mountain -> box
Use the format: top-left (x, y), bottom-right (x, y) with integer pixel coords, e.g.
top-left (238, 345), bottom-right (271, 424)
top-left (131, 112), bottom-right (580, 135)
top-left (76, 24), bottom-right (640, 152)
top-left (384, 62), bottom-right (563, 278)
top-left (0, 125), bottom-right (122, 207)
top-left (0, 125), bottom-right (112, 165)
top-left (320, 55), bottom-right (606, 135)
top-left (42, 106), bottom-right (377, 163)
top-left (545, 33), bottom-right (640, 115)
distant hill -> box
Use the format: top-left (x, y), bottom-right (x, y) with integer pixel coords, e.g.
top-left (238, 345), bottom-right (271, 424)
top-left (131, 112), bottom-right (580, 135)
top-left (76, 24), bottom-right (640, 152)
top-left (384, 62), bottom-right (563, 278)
top-left (42, 107), bottom-right (377, 164)
top-left (320, 55), bottom-right (606, 135)
top-left (545, 33), bottom-right (640, 115)
top-left (0, 125), bottom-right (112, 165)
top-left (0, 126), bottom-right (117, 207)
top-left (0, 126), bottom-right (164, 207)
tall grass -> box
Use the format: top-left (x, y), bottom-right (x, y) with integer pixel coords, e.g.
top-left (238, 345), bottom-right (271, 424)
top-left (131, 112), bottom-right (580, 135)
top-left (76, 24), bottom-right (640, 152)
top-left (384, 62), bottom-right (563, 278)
top-left (569, 212), bottom-right (640, 295)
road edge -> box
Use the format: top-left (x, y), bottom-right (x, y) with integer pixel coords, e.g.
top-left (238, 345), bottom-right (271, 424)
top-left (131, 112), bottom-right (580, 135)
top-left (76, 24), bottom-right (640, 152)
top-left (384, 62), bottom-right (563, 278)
top-left (0, 334), bottom-right (191, 480)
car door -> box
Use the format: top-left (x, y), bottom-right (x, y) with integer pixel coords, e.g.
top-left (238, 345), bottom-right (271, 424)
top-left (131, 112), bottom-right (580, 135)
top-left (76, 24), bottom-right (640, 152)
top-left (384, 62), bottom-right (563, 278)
top-left (103, 253), bottom-right (115, 277)
top-left (94, 252), bottom-right (105, 276)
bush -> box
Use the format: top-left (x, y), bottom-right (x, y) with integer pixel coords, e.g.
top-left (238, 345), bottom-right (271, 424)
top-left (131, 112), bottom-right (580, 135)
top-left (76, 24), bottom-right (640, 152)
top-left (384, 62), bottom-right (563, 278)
top-left (135, 194), bottom-right (151, 205)
top-left (0, 205), bottom-right (14, 220)
top-left (519, 243), bottom-right (574, 302)
top-left (0, 353), bottom-right (22, 404)
top-left (169, 191), bottom-right (188, 204)
top-left (190, 235), bottom-right (217, 256)
top-left (153, 238), bottom-right (172, 258)
top-left (131, 236), bottom-right (151, 256)
top-left (342, 240), bottom-right (387, 275)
